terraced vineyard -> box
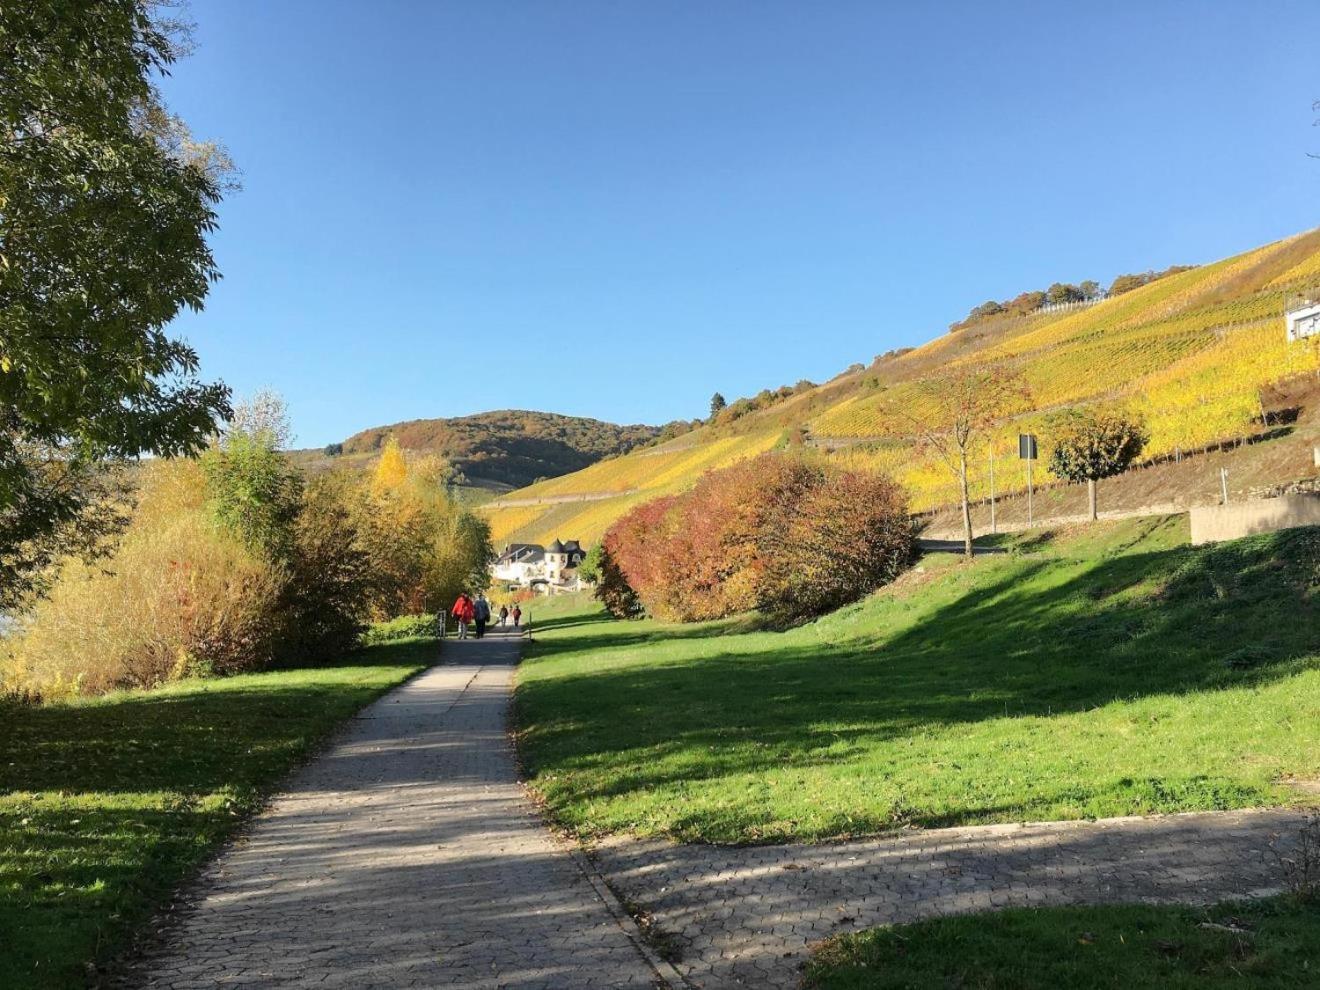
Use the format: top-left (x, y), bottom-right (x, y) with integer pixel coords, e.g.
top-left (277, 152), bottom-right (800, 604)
top-left (485, 227), bottom-right (1320, 546)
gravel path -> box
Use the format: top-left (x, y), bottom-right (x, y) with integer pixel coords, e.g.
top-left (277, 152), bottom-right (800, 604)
top-left (591, 809), bottom-right (1306, 988)
top-left (128, 633), bottom-right (663, 990)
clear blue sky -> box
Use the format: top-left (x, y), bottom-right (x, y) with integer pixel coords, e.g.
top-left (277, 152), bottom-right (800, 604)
top-left (162, 0), bottom-right (1320, 448)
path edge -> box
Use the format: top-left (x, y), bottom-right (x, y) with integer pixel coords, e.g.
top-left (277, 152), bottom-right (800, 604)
top-left (504, 633), bottom-right (692, 989)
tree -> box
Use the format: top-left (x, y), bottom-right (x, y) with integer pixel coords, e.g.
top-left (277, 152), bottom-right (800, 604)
top-left (1004, 290), bottom-right (1047, 315)
top-left (372, 436), bottom-right (409, 495)
top-left (201, 392), bottom-right (302, 558)
top-left (577, 543), bottom-right (603, 584)
top-left (970, 300), bottom-right (1006, 320)
top-left (1108, 272), bottom-right (1149, 296)
top-left (893, 366), bottom-right (1029, 558)
top-left (1079, 280), bottom-right (1102, 301)
top-left (1046, 282), bottom-right (1084, 306)
top-left (1, 1), bottom-right (234, 597)
top-left (1047, 408), bottom-right (1149, 520)
top-left (710, 393), bottom-right (727, 418)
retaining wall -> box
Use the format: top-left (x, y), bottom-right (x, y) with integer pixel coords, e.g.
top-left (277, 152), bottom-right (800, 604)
top-left (1189, 493), bottom-right (1320, 545)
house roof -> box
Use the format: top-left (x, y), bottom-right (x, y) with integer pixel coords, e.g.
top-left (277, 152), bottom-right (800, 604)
top-left (547, 539), bottom-right (565, 553)
top-left (497, 543), bottom-right (544, 565)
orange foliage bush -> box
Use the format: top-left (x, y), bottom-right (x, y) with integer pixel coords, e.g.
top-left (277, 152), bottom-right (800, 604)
top-left (602, 453), bottom-right (913, 623)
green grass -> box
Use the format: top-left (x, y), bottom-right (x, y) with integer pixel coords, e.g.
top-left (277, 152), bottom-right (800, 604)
top-left (804, 896), bottom-right (1320, 988)
top-left (514, 516), bottom-right (1320, 844)
top-left (0, 639), bottom-right (432, 989)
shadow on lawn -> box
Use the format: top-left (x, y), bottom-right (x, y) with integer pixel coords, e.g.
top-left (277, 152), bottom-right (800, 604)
top-left (517, 527), bottom-right (1320, 811)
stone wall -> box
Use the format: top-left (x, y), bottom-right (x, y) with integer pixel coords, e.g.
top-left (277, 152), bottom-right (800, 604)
top-left (1189, 493), bottom-right (1320, 545)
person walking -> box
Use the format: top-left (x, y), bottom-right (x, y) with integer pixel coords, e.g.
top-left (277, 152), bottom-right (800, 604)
top-left (451, 592), bottom-right (474, 639)
top-left (473, 593), bottom-right (491, 639)
top-left (512, 604), bottom-right (522, 631)
top-left (498, 604), bottom-right (509, 628)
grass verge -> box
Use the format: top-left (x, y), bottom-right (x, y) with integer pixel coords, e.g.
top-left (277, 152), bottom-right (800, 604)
top-left (0, 638), bottom-right (433, 989)
top-left (514, 516), bottom-right (1320, 844)
top-left (803, 896), bottom-right (1320, 988)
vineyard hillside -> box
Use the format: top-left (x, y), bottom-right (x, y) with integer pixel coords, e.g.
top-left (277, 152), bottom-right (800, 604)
top-left (484, 227), bottom-right (1320, 547)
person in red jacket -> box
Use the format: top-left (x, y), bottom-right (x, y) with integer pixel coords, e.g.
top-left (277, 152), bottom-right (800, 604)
top-left (452, 592), bottom-right (475, 639)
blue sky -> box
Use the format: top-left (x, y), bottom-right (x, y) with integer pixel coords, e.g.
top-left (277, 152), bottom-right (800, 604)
top-left (163, 0), bottom-right (1320, 448)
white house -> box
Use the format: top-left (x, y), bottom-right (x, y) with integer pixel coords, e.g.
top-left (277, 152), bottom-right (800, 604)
top-left (491, 539), bottom-right (587, 593)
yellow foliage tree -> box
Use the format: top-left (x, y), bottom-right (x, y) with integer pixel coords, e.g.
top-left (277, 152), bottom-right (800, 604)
top-left (371, 436), bottom-right (409, 495)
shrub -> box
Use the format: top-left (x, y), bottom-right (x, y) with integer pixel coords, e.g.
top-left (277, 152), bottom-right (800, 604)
top-left (283, 473), bottom-right (371, 660)
top-left (3, 461), bottom-right (287, 698)
top-left (593, 540), bottom-right (644, 619)
top-left (360, 613), bottom-right (439, 646)
top-left (604, 452), bottom-right (913, 624)
top-left (756, 468), bottom-right (913, 622)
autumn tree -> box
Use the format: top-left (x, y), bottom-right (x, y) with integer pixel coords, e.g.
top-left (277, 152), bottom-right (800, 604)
top-left (1, 1), bottom-right (235, 599)
top-left (1046, 282), bottom-right (1084, 305)
top-left (895, 366), bottom-right (1029, 558)
top-left (371, 436), bottom-right (409, 495)
top-left (1047, 407), bottom-right (1148, 520)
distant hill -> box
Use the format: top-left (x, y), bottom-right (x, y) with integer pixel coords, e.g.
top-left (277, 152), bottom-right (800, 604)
top-left (335, 410), bottom-right (661, 490)
top-left (483, 226), bottom-right (1320, 548)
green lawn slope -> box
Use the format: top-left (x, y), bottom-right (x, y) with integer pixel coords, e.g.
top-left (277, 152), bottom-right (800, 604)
top-left (514, 517), bottom-right (1320, 844)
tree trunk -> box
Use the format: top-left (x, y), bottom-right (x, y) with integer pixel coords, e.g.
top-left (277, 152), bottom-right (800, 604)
top-left (1087, 477), bottom-right (1097, 521)
top-left (959, 448), bottom-right (973, 559)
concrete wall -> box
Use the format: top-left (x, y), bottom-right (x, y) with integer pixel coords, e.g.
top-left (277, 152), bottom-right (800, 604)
top-left (1189, 493), bottom-right (1320, 546)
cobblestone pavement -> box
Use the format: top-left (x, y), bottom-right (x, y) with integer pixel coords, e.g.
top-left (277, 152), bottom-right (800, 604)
top-left (128, 632), bottom-right (663, 990)
top-left (591, 809), bottom-right (1306, 988)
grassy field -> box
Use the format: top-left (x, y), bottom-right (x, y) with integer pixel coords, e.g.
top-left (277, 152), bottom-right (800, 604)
top-left (0, 639), bottom-right (433, 989)
top-left (804, 895), bottom-right (1320, 989)
top-left (514, 517), bottom-right (1320, 844)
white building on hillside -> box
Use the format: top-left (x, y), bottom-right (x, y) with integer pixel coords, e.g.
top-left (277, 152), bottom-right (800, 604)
top-left (491, 539), bottom-right (587, 593)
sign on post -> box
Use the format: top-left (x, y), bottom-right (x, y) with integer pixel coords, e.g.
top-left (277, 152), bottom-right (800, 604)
top-left (1019, 434), bottom-right (1038, 527)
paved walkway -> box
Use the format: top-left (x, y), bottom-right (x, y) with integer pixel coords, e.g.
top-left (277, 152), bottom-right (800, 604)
top-left (128, 632), bottom-right (663, 989)
top-left (591, 809), bottom-right (1307, 988)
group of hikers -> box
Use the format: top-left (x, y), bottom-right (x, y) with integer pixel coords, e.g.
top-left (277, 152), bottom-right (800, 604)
top-left (449, 592), bottom-right (522, 639)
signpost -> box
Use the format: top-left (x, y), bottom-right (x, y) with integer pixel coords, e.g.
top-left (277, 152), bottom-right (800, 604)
top-left (1019, 434), bottom-right (1038, 527)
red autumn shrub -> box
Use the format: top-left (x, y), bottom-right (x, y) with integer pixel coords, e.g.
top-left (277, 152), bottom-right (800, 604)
top-left (755, 466), bottom-right (913, 622)
top-left (600, 453), bottom-right (913, 623)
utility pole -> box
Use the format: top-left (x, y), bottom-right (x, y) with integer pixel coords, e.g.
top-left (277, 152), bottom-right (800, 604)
top-left (988, 444), bottom-right (997, 535)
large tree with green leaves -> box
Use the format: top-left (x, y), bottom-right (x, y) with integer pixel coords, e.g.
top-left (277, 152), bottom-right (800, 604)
top-left (0, 1), bottom-right (233, 600)
top-left (1047, 407), bottom-right (1149, 520)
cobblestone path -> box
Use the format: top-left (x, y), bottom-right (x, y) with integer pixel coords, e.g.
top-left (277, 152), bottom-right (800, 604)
top-left (591, 809), bottom-right (1306, 988)
top-left (129, 633), bottom-right (663, 990)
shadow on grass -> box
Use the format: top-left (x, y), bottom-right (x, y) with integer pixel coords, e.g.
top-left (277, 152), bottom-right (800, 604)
top-left (516, 527), bottom-right (1320, 832)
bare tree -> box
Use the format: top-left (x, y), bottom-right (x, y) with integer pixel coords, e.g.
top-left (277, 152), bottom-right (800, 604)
top-left (889, 365), bottom-right (1029, 558)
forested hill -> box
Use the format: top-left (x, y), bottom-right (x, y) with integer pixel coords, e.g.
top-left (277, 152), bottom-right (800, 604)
top-left (337, 410), bottom-right (661, 489)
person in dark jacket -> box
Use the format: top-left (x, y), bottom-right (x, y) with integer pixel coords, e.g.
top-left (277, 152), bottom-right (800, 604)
top-left (473, 594), bottom-right (491, 639)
